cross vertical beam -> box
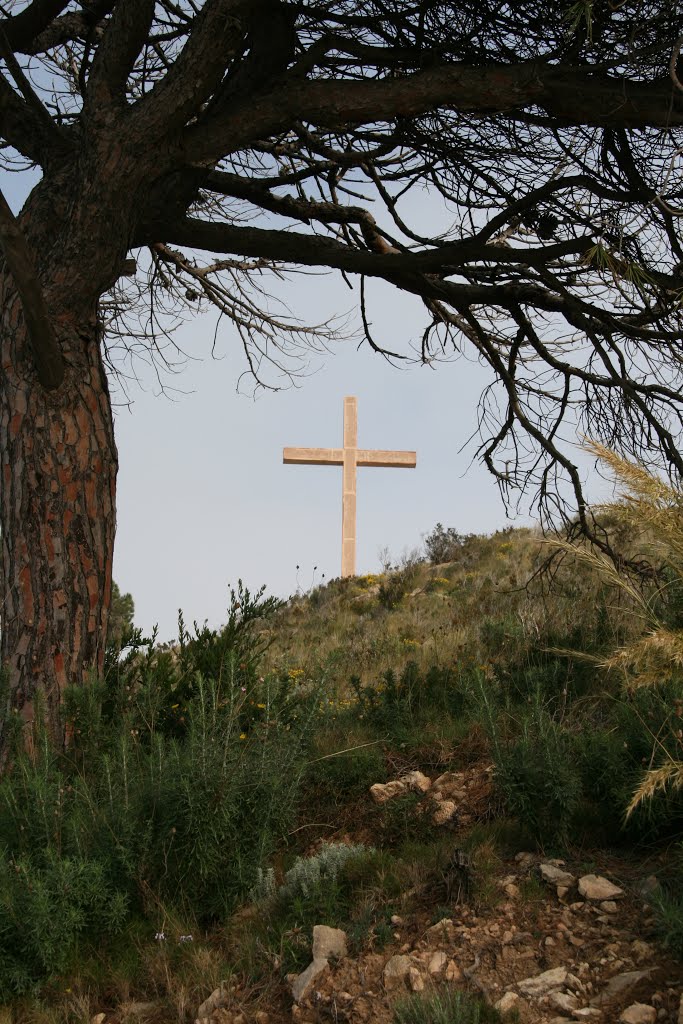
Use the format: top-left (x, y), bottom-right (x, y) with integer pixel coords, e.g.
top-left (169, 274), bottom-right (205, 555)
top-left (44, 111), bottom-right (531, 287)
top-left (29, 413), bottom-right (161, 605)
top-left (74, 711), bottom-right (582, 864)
top-left (283, 396), bottom-right (416, 578)
top-left (342, 396), bottom-right (358, 578)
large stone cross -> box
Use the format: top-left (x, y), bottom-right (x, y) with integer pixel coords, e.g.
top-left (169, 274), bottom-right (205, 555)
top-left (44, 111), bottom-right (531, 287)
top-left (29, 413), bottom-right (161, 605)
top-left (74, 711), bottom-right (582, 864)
top-left (283, 396), bottom-right (417, 578)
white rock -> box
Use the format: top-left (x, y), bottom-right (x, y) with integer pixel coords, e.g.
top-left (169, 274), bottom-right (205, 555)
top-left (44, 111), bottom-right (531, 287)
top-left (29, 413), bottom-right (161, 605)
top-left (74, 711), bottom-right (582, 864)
top-left (600, 901), bottom-right (618, 913)
top-left (403, 770), bottom-right (432, 793)
top-left (428, 951), bottom-right (448, 975)
top-left (578, 874), bottom-right (624, 901)
top-left (541, 863), bottom-right (576, 887)
top-left (312, 925), bottom-right (347, 961)
top-left (591, 971), bottom-right (651, 1007)
top-left (573, 1011), bottom-right (602, 1021)
top-left (518, 967), bottom-right (569, 998)
top-left (426, 918), bottom-right (457, 942)
top-left (548, 992), bottom-right (579, 1014)
top-left (619, 1005), bottom-right (657, 1024)
top-left (197, 988), bottom-right (229, 1020)
top-left (291, 960), bottom-right (328, 1003)
top-left (432, 800), bottom-right (457, 825)
top-left (370, 780), bottom-right (408, 804)
top-left (496, 993), bottom-right (520, 1013)
top-left (383, 954), bottom-right (413, 990)
top-left (91, 1016), bottom-right (106, 1024)
top-left (631, 941), bottom-right (654, 964)
top-left (408, 967), bottom-right (425, 992)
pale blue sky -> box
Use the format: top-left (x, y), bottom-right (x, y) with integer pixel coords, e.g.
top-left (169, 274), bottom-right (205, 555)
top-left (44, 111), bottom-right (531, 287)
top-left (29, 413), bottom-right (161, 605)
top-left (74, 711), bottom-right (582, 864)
top-left (6, 172), bottom-right (607, 643)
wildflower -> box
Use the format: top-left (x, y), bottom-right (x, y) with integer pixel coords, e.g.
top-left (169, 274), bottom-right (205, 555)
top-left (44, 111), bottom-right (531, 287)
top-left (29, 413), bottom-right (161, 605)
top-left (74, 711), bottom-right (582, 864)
top-left (179, 934), bottom-right (193, 943)
top-left (239, 733), bottom-right (246, 740)
top-left (241, 686), bottom-right (246, 692)
top-left (155, 932), bottom-right (166, 942)
top-left (256, 703), bottom-right (266, 709)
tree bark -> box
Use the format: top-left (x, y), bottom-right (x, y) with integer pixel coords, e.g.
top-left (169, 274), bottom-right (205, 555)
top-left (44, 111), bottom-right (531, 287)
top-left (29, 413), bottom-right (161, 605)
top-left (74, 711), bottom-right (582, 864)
top-left (0, 286), bottom-right (117, 742)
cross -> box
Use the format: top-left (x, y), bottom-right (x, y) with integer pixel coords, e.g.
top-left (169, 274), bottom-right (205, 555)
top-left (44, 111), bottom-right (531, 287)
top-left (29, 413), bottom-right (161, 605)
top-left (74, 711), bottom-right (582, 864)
top-left (283, 396), bottom-right (417, 578)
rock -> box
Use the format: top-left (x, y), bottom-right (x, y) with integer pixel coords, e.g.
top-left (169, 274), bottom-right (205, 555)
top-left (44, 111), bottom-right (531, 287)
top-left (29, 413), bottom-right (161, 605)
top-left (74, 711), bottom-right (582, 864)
top-left (573, 1011), bottom-right (602, 1021)
top-left (432, 772), bottom-right (466, 801)
top-left (91, 1016), bottom-right (106, 1024)
top-left (549, 992), bottom-right (579, 1014)
top-left (312, 925), bottom-right (347, 960)
top-left (370, 780), bottom-right (408, 804)
top-left (432, 800), bottom-right (457, 825)
top-left (383, 954), bottom-right (413, 990)
top-left (558, 886), bottom-right (570, 900)
top-left (197, 988), bottom-right (229, 1019)
top-left (600, 901), bottom-right (618, 914)
top-left (496, 993), bottom-right (520, 1014)
top-left (578, 875), bottom-right (624, 901)
top-left (631, 941), bottom-right (654, 964)
top-left (408, 967), bottom-right (425, 992)
top-left (426, 918), bottom-right (457, 942)
top-left (445, 960), bottom-right (463, 983)
top-left (518, 967), bottom-right (569, 998)
top-left (291, 959), bottom-right (329, 1003)
top-left (677, 995), bottom-right (683, 1024)
top-left (428, 951), bottom-right (448, 975)
top-left (590, 971), bottom-right (651, 1007)
top-left (619, 1006), bottom-right (657, 1024)
top-left (391, 915), bottom-right (403, 926)
top-left (515, 852), bottom-right (536, 870)
top-left (505, 883), bottom-right (520, 899)
top-left (541, 863), bottom-right (576, 887)
top-left (403, 770), bottom-right (432, 793)
top-left (255, 1014), bottom-right (269, 1024)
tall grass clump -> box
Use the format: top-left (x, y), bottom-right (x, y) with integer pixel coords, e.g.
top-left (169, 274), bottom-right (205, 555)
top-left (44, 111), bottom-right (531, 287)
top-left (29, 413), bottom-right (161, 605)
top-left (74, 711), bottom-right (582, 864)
top-left (394, 988), bottom-right (503, 1024)
top-left (0, 584), bottom-right (320, 997)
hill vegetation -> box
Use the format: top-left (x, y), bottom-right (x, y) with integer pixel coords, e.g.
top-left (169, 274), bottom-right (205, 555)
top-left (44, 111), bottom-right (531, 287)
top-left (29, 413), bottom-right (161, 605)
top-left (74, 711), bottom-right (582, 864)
top-left (3, 452), bottom-right (683, 1024)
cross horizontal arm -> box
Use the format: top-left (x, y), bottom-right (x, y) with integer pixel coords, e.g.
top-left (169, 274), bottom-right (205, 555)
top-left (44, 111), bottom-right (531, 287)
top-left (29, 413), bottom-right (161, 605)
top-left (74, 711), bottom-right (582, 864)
top-left (283, 446), bottom-right (343, 465)
top-left (357, 450), bottom-right (417, 468)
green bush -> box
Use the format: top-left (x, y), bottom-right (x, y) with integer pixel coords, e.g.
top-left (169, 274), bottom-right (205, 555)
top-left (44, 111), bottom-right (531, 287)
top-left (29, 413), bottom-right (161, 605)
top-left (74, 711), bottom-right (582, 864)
top-left (486, 697), bottom-right (581, 846)
top-left (0, 585), bottom-right (318, 997)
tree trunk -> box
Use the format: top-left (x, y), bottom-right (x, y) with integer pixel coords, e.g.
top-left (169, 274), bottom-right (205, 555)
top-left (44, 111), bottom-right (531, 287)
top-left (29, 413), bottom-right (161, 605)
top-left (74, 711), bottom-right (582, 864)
top-left (0, 288), bottom-right (118, 742)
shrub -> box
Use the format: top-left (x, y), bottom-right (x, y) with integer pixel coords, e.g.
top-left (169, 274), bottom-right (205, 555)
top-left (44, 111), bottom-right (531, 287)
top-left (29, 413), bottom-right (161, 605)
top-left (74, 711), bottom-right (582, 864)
top-left (0, 586), bottom-right (317, 997)
top-left (424, 524), bottom-right (470, 565)
top-left (485, 696), bottom-right (581, 846)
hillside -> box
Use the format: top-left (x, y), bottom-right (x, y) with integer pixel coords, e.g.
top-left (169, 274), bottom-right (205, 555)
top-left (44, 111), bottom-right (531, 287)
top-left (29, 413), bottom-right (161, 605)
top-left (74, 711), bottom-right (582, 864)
top-left (3, 515), bottom-right (683, 1024)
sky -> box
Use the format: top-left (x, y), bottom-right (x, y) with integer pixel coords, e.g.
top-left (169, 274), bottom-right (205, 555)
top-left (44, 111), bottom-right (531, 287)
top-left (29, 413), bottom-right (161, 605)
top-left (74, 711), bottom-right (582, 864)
top-left (5, 172), bottom-right (610, 644)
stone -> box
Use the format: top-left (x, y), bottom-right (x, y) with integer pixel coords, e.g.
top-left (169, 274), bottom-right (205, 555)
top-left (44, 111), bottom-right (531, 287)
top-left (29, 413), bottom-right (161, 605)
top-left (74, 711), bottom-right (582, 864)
top-left (590, 971), bottom-right (651, 1007)
top-left (284, 397), bottom-right (416, 578)
top-left (518, 967), bottom-right (569, 998)
top-left (404, 770), bottom-right (432, 793)
top-left (578, 875), bottom-right (624, 901)
top-left (558, 886), bottom-right (570, 900)
top-left (432, 772), bottom-right (466, 801)
top-left (432, 800), bottom-right (457, 825)
top-left (426, 918), bottom-right (457, 942)
top-left (291, 959), bottom-right (329, 1003)
top-left (391, 915), bottom-right (403, 926)
top-left (515, 852), bottom-right (536, 870)
top-left (91, 1016), bottom-right (106, 1024)
top-left (197, 989), bottom-right (229, 1019)
top-left (255, 1014), bottom-right (269, 1024)
top-left (677, 995), bottom-right (683, 1024)
top-left (383, 954), bottom-right (413, 990)
top-left (573, 1011), bottom-right (602, 1021)
top-left (445, 960), bottom-right (463, 983)
top-left (312, 925), bottom-right (347, 961)
top-left (600, 901), bottom-right (618, 914)
top-left (504, 882), bottom-right (520, 898)
top-left (408, 967), bottom-right (425, 992)
top-left (541, 863), bottom-right (576, 887)
top-left (549, 992), bottom-right (579, 1014)
top-left (496, 993), bottom-right (520, 1014)
top-left (370, 780), bottom-right (408, 804)
top-left (631, 941), bottom-right (654, 964)
top-left (428, 951), bottom-right (448, 975)
top-left (619, 1006), bottom-right (657, 1024)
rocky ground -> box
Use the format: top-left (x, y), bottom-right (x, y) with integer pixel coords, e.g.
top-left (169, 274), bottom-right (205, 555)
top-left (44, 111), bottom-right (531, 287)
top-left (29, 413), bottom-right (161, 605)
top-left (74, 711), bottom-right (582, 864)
top-left (190, 766), bottom-right (683, 1024)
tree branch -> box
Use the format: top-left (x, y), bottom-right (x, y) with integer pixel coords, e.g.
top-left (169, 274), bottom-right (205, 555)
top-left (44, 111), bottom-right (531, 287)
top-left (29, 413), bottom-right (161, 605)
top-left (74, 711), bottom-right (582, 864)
top-left (85, 0), bottom-right (156, 112)
top-left (0, 189), bottom-right (63, 389)
top-left (1, 0), bottom-right (69, 52)
top-left (185, 63), bottom-right (683, 162)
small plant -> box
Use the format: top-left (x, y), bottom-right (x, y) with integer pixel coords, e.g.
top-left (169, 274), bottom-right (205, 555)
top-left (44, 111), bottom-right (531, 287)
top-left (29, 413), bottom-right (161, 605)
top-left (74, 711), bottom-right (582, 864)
top-left (394, 987), bottom-right (504, 1024)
